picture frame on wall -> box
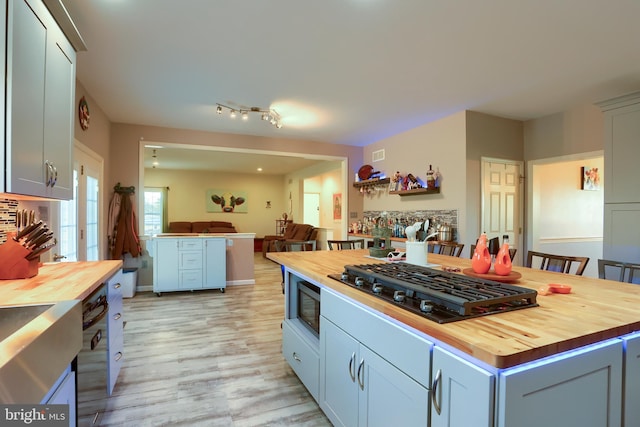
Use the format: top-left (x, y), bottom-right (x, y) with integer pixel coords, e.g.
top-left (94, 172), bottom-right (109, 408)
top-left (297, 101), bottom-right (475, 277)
top-left (333, 193), bottom-right (342, 220)
top-left (581, 166), bottom-right (600, 191)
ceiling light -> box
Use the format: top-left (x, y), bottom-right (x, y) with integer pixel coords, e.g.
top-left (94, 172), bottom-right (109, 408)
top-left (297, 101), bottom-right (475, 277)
top-left (216, 103), bottom-right (283, 129)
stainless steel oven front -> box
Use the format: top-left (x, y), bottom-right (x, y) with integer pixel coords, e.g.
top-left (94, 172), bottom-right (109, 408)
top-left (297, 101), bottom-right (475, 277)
top-left (77, 283), bottom-right (109, 426)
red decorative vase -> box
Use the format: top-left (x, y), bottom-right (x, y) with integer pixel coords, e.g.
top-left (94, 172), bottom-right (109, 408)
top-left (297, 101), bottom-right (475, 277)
top-left (472, 234), bottom-right (491, 274)
top-left (494, 237), bottom-right (512, 276)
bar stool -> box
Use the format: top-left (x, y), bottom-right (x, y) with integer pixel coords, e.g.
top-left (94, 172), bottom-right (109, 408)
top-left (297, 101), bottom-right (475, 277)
top-left (428, 241), bottom-right (465, 257)
top-left (327, 239), bottom-right (365, 250)
top-left (598, 259), bottom-right (640, 284)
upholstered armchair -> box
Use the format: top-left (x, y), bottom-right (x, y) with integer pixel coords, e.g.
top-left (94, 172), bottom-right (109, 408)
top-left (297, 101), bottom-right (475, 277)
top-left (262, 223), bottom-right (318, 257)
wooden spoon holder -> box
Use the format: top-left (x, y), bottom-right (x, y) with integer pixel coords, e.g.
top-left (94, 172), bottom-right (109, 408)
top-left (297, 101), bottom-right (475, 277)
top-left (0, 234), bottom-right (39, 279)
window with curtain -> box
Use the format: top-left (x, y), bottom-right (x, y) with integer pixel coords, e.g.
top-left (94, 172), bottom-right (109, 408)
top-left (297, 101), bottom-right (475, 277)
top-left (144, 187), bottom-right (168, 236)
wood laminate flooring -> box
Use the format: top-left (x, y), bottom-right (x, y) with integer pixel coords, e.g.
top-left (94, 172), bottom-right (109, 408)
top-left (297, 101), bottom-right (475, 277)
top-left (100, 253), bottom-right (331, 426)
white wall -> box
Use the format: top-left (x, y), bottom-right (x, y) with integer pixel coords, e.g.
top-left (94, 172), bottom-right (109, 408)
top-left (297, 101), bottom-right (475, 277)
top-left (529, 154), bottom-right (604, 277)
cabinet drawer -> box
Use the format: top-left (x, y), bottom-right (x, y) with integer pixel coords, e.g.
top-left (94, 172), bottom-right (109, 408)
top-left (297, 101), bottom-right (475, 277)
top-left (321, 288), bottom-right (432, 387)
top-left (179, 251), bottom-right (202, 269)
top-left (180, 270), bottom-right (203, 289)
top-left (283, 320), bottom-right (320, 402)
top-left (179, 239), bottom-right (203, 250)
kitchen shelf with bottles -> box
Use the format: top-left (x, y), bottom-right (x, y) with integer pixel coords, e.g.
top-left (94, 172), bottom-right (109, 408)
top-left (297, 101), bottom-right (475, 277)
top-left (389, 187), bottom-right (440, 196)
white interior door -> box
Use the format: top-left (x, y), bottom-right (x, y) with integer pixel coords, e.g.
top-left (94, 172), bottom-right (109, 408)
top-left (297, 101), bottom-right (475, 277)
top-left (303, 193), bottom-right (320, 227)
top-left (481, 158), bottom-right (523, 265)
top-left (57, 143), bottom-right (104, 261)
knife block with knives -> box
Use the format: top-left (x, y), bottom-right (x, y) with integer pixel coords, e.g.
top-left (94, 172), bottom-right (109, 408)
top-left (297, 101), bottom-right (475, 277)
top-left (0, 218), bottom-right (57, 279)
top-left (0, 233), bottom-right (40, 279)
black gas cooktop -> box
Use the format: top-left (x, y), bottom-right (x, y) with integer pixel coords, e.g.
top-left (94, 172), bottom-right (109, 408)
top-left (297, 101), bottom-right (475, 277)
top-left (328, 263), bottom-right (538, 324)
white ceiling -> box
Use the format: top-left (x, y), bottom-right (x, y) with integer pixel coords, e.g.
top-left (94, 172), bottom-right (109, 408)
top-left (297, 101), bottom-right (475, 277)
top-left (64, 0), bottom-right (640, 169)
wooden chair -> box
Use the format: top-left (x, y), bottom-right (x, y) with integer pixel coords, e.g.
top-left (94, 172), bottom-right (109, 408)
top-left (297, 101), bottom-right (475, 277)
top-left (598, 259), bottom-right (640, 284)
top-left (327, 239), bottom-right (365, 250)
top-left (469, 244), bottom-right (517, 261)
top-left (428, 241), bottom-right (464, 257)
top-left (526, 251), bottom-right (589, 276)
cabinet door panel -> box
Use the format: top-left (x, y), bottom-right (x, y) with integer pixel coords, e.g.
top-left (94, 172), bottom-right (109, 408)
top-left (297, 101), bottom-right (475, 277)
top-left (153, 239), bottom-right (179, 292)
top-left (605, 106), bottom-right (640, 203)
top-left (320, 317), bottom-right (359, 427)
top-left (623, 333), bottom-right (640, 427)
top-left (359, 345), bottom-right (428, 427)
top-left (603, 203), bottom-right (640, 263)
top-left (8, 0), bottom-right (47, 195)
top-left (43, 24), bottom-right (75, 199)
top-left (498, 339), bottom-right (622, 427)
top-left (432, 346), bottom-right (494, 427)
top-left (204, 238), bottom-right (226, 289)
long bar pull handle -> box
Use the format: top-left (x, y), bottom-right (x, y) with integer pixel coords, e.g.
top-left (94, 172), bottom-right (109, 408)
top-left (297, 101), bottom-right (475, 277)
top-left (348, 352), bottom-right (356, 382)
top-left (357, 359), bottom-right (365, 390)
top-left (431, 368), bottom-right (442, 415)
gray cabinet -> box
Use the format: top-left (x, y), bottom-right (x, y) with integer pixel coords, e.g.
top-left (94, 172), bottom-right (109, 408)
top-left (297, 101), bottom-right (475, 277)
top-left (4, 0), bottom-right (75, 199)
top-left (497, 339), bottom-right (623, 427)
top-left (152, 237), bottom-right (226, 294)
top-left (319, 289), bottom-right (431, 427)
top-left (622, 332), bottom-right (640, 427)
top-left (44, 366), bottom-right (76, 427)
top-left (282, 320), bottom-right (320, 401)
top-left (107, 270), bottom-right (124, 395)
top-left (598, 92), bottom-right (640, 262)
top-left (431, 346), bottom-right (494, 427)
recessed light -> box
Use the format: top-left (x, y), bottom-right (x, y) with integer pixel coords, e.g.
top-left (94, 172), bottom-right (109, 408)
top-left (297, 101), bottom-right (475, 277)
top-left (257, 167), bottom-right (263, 172)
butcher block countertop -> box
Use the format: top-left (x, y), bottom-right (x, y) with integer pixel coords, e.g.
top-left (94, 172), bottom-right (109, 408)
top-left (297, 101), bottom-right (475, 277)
top-left (268, 249), bottom-right (640, 369)
top-left (0, 261), bottom-right (123, 305)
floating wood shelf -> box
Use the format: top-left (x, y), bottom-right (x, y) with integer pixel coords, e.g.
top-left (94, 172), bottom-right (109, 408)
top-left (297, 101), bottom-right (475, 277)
top-left (389, 187), bottom-right (440, 196)
top-left (353, 177), bottom-right (390, 188)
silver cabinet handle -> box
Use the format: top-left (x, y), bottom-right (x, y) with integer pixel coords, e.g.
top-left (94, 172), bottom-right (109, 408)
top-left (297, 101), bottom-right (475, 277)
top-left (357, 359), bottom-right (365, 390)
top-left (293, 352), bottom-right (301, 363)
top-left (51, 164), bottom-right (58, 187)
top-left (114, 313), bottom-right (122, 320)
top-left (431, 368), bottom-right (442, 415)
top-left (348, 352), bottom-right (356, 382)
top-left (114, 352), bottom-right (123, 362)
top-left (114, 282), bottom-right (121, 289)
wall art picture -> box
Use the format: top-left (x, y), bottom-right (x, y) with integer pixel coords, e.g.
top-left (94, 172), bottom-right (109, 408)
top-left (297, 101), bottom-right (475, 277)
top-left (581, 166), bottom-right (600, 191)
top-left (333, 193), bottom-right (342, 220)
top-left (206, 189), bottom-right (248, 213)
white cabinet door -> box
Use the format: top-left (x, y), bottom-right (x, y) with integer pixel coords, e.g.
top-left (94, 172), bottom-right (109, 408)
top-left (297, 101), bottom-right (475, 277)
top-left (6, 0), bottom-right (75, 199)
top-left (623, 333), bottom-right (640, 427)
top-left (107, 270), bottom-right (124, 395)
top-left (46, 370), bottom-right (76, 427)
top-left (282, 320), bottom-right (320, 401)
top-left (603, 203), bottom-right (640, 263)
top-left (153, 239), bottom-right (180, 293)
top-left (204, 238), bottom-right (226, 290)
top-left (42, 16), bottom-right (75, 199)
top-left (431, 346), bottom-right (494, 427)
top-left (497, 339), bottom-right (623, 427)
top-left (321, 317), bottom-right (360, 427)
top-left (359, 345), bottom-right (428, 427)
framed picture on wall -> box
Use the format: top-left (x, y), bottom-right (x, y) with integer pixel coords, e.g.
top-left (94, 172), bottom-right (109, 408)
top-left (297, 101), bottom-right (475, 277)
top-left (581, 166), bottom-right (600, 191)
top-left (333, 193), bottom-right (342, 220)
top-left (207, 189), bottom-right (248, 213)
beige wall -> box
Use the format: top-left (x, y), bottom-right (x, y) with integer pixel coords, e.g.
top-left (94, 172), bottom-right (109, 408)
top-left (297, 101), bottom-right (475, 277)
top-left (144, 168), bottom-right (286, 237)
top-left (362, 111), bottom-right (468, 238)
top-left (465, 111), bottom-right (524, 247)
top-left (523, 103), bottom-right (603, 161)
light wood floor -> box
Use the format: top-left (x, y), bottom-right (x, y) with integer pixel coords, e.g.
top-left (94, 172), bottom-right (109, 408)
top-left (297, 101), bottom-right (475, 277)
top-left (100, 253), bottom-right (331, 426)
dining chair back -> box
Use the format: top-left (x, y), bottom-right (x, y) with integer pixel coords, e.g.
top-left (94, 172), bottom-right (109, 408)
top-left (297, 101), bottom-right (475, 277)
top-left (275, 240), bottom-right (317, 252)
top-left (327, 239), bottom-right (365, 250)
top-left (526, 251), bottom-right (589, 276)
top-left (598, 259), bottom-right (640, 284)
top-left (428, 241), bottom-right (465, 257)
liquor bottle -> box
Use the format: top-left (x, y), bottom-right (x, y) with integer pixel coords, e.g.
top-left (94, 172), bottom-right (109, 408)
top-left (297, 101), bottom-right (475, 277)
top-left (494, 235), bottom-right (513, 276)
top-left (472, 233), bottom-right (491, 274)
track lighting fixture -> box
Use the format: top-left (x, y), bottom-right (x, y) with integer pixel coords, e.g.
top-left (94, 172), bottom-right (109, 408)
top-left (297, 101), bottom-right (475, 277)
top-left (151, 149), bottom-right (159, 168)
top-left (216, 103), bottom-right (283, 129)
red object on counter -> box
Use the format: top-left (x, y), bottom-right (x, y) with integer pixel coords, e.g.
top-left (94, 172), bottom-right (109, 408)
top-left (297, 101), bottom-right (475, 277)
top-left (0, 234), bottom-right (39, 279)
top-left (472, 234), bottom-right (491, 274)
top-left (494, 242), bottom-right (513, 276)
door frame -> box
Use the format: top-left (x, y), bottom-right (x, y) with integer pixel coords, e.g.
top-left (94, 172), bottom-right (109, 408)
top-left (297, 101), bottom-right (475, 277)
top-left (480, 157), bottom-right (524, 265)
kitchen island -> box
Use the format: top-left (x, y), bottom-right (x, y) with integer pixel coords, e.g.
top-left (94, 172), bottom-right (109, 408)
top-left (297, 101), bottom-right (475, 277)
top-left (268, 249), bottom-right (640, 427)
